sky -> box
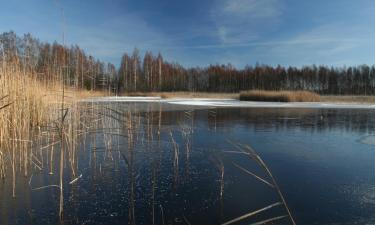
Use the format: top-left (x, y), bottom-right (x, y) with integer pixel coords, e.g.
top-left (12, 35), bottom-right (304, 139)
top-left (1, 0), bottom-right (375, 68)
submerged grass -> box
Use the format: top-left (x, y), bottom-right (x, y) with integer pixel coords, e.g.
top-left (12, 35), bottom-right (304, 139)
top-left (240, 90), bottom-right (320, 102)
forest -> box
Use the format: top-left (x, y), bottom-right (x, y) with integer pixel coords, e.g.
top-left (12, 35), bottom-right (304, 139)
top-left (2, 31), bottom-right (375, 95)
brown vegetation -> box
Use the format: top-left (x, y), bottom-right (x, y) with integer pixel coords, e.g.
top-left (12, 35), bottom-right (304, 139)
top-left (121, 91), bottom-right (238, 99)
top-left (0, 59), bottom-right (107, 202)
top-left (320, 95), bottom-right (375, 103)
top-left (239, 90), bottom-right (321, 102)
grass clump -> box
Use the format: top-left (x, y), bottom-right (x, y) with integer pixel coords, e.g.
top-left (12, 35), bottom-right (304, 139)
top-left (239, 90), bottom-right (320, 102)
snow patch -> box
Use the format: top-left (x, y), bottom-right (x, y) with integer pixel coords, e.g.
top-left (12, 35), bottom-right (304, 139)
top-left (166, 99), bottom-right (375, 109)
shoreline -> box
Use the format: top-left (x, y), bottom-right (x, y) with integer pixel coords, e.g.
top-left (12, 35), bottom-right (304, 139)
top-left (111, 92), bottom-right (375, 103)
top-left (83, 96), bottom-right (375, 109)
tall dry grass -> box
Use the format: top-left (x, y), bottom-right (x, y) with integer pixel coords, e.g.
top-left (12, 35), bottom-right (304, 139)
top-left (121, 91), bottom-right (238, 99)
top-left (0, 62), bottom-right (104, 192)
top-left (0, 66), bottom-right (52, 181)
top-left (0, 65), bottom-right (107, 150)
top-left (240, 90), bottom-right (320, 102)
top-left (0, 63), bottom-right (101, 224)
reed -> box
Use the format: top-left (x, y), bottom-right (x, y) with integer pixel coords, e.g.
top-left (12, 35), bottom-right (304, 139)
top-left (0, 64), bottom-right (52, 190)
top-left (169, 130), bottom-right (179, 185)
top-left (222, 202), bottom-right (282, 225)
top-left (224, 141), bottom-right (296, 225)
top-left (240, 90), bottom-right (320, 102)
top-left (0, 63), bottom-right (107, 170)
top-left (0, 57), bottom-right (108, 225)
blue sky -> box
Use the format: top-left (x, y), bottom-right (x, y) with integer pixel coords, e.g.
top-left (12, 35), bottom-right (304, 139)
top-left (1, 0), bottom-right (375, 68)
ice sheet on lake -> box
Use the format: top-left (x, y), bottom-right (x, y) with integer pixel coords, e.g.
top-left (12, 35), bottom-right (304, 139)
top-left (165, 99), bottom-right (375, 109)
top-left (83, 96), bottom-right (375, 109)
top-left (83, 96), bottom-right (162, 102)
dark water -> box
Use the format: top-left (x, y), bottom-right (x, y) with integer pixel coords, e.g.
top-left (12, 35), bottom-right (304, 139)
top-left (1, 102), bottom-right (375, 225)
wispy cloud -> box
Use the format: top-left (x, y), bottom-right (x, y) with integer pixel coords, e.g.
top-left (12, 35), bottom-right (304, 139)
top-left (211, 0), bottom-right (283, 44)
top-left (205, 20), bottom-right (375, 67)
top-left (262, 22), bottom-right (375, 65)
top-left (221, 0), bottom-right (281, 19)
top-left (66, 13), bottom-right (173, 63)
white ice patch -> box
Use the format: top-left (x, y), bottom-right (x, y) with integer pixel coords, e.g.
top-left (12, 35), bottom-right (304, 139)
top-left (362, 189), bottom-right (375, 204)
top-left (165, 99), bottom-right (375, 109)
top-left (359, 136), bottom-right (375, 146)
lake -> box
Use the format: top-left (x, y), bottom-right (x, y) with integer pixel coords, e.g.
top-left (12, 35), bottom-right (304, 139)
top-left (1, 99), bottom-right (375, 225)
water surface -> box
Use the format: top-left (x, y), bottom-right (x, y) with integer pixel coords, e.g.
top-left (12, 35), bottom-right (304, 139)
top-left (1, 101), bottom-right (375, 225)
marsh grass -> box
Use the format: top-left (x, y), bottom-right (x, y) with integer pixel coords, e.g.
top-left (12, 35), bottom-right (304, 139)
top-left (0, 66), bottom-right (52, 190)
top-left (240, 90), bottom-right (320, 102)
top-left (0, 60), bottom-right (110, 225)
top-left (0, 64), bottom-right (108, 173)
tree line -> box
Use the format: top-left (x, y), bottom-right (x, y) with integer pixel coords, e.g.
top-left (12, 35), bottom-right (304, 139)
top-left (1, 31), bottom-right (375, 95)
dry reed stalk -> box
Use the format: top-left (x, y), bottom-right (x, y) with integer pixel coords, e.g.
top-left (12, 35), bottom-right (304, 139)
top-left (209, 109), bottom-right (217, 131)
top-left (169, 131), bottom-right (179, 184)
top-left (250, 215), bottom-right (288, 225)
top-left (210, 155), bottom-right (225, 199)
top-left (226, 140), bottom-right (297, 225)
top-left (59, 65), bottom-right (65, 221)
top-left (240, 90), bottom-right (320, 102)
top-left (159, 204), bottom-right (165, 225)
top-left (49, 133), bottom-right (55, 175)
top-left (125, 109), bottom-right (136, 225)
top-left (158, 103), bottom-right (162, 140)
top-left (232, 162), bottom-right (274, 188)
top-left (242, 145), bottom-right (296, 225)
top-left (180, 126), bottom-right (191, 162)
top-left (221, 202), bottom-right (282, 225)
top-left (182, 215), bottom-right (191, 225)
top-left (219, 162), bottom-right (224, 199)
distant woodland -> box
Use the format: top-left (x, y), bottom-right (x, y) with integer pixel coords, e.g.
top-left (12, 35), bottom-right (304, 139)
top-left (2, 31), bottom-right (375, 95)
